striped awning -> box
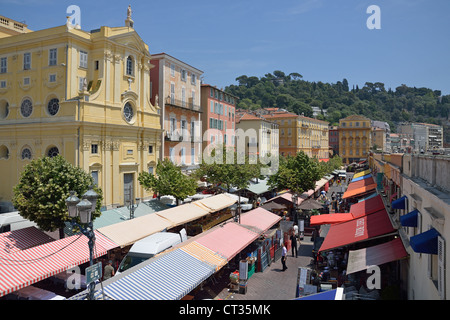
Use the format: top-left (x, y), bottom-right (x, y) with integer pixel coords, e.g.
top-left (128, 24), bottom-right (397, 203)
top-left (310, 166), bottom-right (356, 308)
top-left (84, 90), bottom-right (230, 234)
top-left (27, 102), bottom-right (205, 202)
top-left (195, 222), bottom-right (259, 260)
top-left (179, 241), bottom-right (227, 271)
top-left (239, 207), bottom-right (281, 233)
top-left (0, 227), bottom-right (55, 255)
top-left (0, 231), bottom-right (117, 297)
top-left (346, 238), bottom-right (408, 274)
top-left (103, 249), bottom-right (215, 300)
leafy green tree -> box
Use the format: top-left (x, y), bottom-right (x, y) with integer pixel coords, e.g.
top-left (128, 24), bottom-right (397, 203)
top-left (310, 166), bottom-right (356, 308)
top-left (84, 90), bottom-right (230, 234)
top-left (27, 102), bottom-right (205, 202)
top-left (196, 146), bottom-right (263, 192)
top-left (289, 72), bottom-right (303, 81)
top-left (138, 158), bottom-right (197, 205)
top-left (268, 151), bottom-right (321, 195)
top-left (12, 155), bottom-right (103, 238)
top-left (292, 101), bottom-right (313, 117)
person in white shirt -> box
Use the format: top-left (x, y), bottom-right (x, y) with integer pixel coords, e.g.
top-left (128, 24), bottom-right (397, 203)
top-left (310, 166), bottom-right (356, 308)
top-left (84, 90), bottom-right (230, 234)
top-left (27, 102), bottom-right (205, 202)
top-left (281, 243), bottom-right (288, 271)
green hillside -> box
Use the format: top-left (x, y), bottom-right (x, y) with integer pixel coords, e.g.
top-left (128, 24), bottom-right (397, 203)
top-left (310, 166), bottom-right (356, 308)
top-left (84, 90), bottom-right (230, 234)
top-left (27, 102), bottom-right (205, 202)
top-left (224, 71), bottom-right (450, 142)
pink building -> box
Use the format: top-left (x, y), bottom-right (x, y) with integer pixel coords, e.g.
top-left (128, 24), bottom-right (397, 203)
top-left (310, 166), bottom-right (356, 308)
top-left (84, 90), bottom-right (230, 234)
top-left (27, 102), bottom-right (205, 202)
top-left (200, 84), bottom-right (238, 151)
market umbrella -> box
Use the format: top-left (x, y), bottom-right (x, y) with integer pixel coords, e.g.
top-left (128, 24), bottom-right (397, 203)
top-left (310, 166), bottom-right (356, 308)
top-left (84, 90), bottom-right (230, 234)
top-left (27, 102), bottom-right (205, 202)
top-left (297, 199), bottom-right (324, 210)
top-left (261, 201), bottom-right (286, 211)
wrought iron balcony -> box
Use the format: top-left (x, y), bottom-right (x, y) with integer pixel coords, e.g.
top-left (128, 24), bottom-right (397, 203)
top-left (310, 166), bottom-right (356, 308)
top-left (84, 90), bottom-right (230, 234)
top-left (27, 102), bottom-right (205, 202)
top-left (165, 130), bottom-right (202, 143)
top-left (165, 96), bottom-right (202, 112)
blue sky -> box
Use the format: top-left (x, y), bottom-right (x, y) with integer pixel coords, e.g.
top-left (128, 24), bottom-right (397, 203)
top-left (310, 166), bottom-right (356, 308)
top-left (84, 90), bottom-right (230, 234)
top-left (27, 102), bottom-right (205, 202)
top-left (2, 0), bottom-right (450, 94)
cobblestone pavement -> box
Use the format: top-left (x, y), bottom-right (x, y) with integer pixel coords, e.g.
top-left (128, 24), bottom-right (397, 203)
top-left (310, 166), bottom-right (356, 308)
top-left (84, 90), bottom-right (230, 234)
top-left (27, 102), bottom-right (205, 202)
top-left (194, 237), bottom-right (315, 300)
top-left (193, 175), bottom-right (355, 301)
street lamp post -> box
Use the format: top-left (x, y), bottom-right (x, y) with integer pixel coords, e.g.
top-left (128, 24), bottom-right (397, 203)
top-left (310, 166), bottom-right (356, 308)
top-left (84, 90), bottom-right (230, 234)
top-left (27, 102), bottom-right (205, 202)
top-left (65, 187), bottom-right (98, 300)
top-left (231, 202), bottom-right (241, 224)
top-left (292, 192), bottom-right (298, 225)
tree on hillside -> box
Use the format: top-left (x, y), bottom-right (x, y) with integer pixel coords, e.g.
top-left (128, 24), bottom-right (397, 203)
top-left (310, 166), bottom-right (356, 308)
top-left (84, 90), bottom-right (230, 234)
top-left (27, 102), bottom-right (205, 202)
top-left (225, 69), bottom-right (450, 145)
top-left (12, 155), bottom-right (103, 239)
top-left (138, 158), bottom-right (197, 205)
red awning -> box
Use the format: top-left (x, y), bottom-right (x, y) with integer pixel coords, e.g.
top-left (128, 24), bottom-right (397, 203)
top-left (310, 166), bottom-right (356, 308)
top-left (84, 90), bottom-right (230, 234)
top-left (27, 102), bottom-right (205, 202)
top-left (346, 238), bottom-right (408, 274)
top-left (0, 231), bottom-right (117, 297)
top-left (319, 209), bottom-right (396, 252)
top-left (310, 213), bottom-right (355, 226)
top-left (349, 195), bottom-right (385, 218)
top-left (240, 207), bottom-right (281, 233)
top-left (0, 227), bottom-right (55, 255)
top-left (196, 222), bottom-right (259, 260)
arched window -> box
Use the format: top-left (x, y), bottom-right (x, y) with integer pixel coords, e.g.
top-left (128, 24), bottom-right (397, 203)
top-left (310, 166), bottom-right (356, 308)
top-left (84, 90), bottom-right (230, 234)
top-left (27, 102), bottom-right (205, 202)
top-left (0, 100), bottom-right (8, 119)
top-left (47, 98), bottom-right (60, 116)
top-left (20, 98), bottom-right (33, 118)
top-left (123, 102), bottom-right (134, 123)
top-left (0, 145), bottom-right (9, 159)
top-left (47, 146), bottom-right (59, 158)
top-left (21, 147), bottom-right (32, 160)
top-left (126, 56), bottom-right (134, 76)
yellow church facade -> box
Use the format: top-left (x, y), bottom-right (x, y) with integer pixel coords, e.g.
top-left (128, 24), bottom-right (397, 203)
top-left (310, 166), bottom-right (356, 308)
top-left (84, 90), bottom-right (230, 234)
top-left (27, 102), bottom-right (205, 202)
top-left (0, 14), bottom-right (161, 209)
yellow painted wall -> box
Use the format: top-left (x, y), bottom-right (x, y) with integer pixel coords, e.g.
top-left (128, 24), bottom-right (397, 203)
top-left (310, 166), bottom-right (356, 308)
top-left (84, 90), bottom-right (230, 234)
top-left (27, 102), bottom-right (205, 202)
top-left (0, 21), bottom-right (161, 208)
top-left (297, 116), bottom-right (329, 159)
top-left (338, 115), bottom-right (372, 164)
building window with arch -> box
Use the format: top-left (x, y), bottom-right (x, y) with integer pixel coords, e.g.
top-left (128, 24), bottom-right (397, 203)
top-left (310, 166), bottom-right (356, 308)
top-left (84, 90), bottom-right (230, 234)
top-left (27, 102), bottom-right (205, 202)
top-left (0, 100), bottom-right (8, 119)
top-left (20, 98), bottom-right (33, 118)
top-left (21, 147), bottom-right (32, 160)
top-left (47, 98), bottom-right (59, 116)
top-left (0, 145), bottom-right (9, 159)
top-left (123, 101), bottom-right (134, 123)
top-left (47, 146), bottom-right (59, 158)
top-left (126, 56), bottom-right (134, 76)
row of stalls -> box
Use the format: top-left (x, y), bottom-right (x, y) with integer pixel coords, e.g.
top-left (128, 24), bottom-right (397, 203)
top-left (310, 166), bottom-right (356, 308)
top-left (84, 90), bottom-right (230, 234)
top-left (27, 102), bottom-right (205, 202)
top-left (305, 169), bottom-right (410, 300)
top-left (0, 172), bottom-right (338, 300)
top-left (70, 206), bottom-right (283, 300)
top-left (65, 173), bottom-right (337, 300)
top-left (0, 193), bottom-right (238, 300)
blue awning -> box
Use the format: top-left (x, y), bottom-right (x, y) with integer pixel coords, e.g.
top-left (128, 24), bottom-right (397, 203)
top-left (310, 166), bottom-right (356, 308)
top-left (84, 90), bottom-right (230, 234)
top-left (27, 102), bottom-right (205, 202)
top-left (357, 192), bottom-right (378, 202)
top-left (295, 288), bottom-right (343, 300)
top-left (103, 249), bottom-right (215, 300)
top-left (391, 195), bottom-right (407, 210)
top-left (410, 228), bottom-right (439, 254)
top-left (400, 209), bottom-right (419, 227)
top-left (351, 174), bottom-right (372, 183)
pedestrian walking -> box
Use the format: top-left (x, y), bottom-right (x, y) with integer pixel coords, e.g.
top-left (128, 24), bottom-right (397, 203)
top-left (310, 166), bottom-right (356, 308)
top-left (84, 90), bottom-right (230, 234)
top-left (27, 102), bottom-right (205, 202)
top-left (292, 223), bottom-right (298, 238)
top-left (290, 233), bottom-right (298, 258)
top-left (281, 243), bottom-right (288, 271)
top-left (103, 260), bottom-right (115, 280)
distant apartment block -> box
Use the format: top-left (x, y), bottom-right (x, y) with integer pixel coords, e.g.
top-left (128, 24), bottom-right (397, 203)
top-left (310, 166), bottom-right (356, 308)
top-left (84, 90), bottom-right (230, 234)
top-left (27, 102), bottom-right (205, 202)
top-left (372, 128), bottom-right (387, 152)
top-left (150, 53), bottom-right (203, 170)
top-left (235, 110), bottom-right (279, 158)
top-left (338, 115), bottom-right (372, 164)
top-left (329, 126), bottom-right (339, 156)
top-left (200, 84), bottom-right (238, 151)
top-left (397, 123), bottom-right (444, 153)
top-left (257, 108), bottom-right (329, 159)
top-left (372, 120), bottom-right (391, 152)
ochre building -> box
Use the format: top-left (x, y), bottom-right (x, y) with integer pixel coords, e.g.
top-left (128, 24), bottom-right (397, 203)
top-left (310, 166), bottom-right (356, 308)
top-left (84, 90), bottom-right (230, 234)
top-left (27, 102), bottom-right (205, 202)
top-left (0, 12), bottom-right (161, 209)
